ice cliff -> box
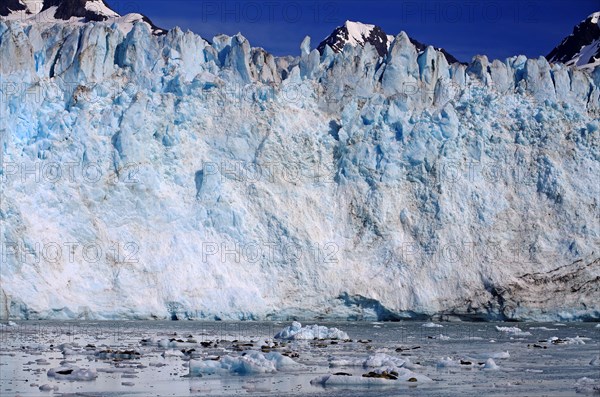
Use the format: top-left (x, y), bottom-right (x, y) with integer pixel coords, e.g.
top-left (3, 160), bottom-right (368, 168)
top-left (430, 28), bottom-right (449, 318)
top-left (0, 17), bottom-right (599, 321)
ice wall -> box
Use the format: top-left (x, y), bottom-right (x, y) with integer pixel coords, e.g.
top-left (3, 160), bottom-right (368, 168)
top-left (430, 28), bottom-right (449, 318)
top-left (0, 20), bottom-right (599, 321)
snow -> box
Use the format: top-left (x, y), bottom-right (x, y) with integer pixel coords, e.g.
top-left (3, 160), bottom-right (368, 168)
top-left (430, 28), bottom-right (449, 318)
top-left (344, 20), bottom-right (376, 46)
top-left (0, 12), bottom-right (599, 322)
top-left (0, 1), bottom-right (159, 36)
top-left (274, 322), bottom-right (349, 340)
top-left (84, 0), bottom-right (119, 18)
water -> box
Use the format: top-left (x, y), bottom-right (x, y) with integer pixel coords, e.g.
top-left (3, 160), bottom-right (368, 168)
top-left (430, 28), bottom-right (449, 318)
top-left (0, 321), bottom-right (598, 396)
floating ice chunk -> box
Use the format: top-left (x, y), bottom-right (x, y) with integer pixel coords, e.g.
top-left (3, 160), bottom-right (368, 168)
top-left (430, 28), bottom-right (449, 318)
top-left (329, 353), bottom-right (405, 369)
top-left (422, 322), bottom-right (443, 328)
top-left (274, 321), bottom-right (349, 340)
top-left (96, 349), bottom-right (141, 359)
top-left (589, 357), bottom-right (600, 366)
top-left (595, 324), bottom-right (600, 328)
top-left (7, 321), bottom-right (17, 326)
top-left (161, 349), bottom-right (184, 357)
top-left (97, 367), bottom-right (138, 374)
top-left (495, 326), bottom-right (532, 336)
top-left (529, 327), bottom-right (559, 331)
top-left (39, 384), bottom-right (58, 391)
top-left (311, 374), bottom-right (395, 386)
top-left (547, 336), bottom-right (586, 345)
top-left (364, 353), bottom-right (406, 368)
top-left (436, 357), bottom-right (459, 368)
top-left (482, 358), bottom-right (499, 370)
top-left (47, 365), bottom-right (97, 381)
top-left (311, 367), bottom-right (431, 386)
top-left (575, 377), bottom-right (600, 394)
top-left (188, 351), bottom-right (300, 376)
top-left (466, 351), bottom-right (510, 360)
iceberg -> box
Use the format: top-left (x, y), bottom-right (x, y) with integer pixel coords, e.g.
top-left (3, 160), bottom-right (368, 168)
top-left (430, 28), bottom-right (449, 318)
top-left (274, 321), bottom-right (349, 340)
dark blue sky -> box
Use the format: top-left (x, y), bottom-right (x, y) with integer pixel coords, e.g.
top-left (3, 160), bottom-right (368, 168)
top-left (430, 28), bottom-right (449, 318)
top-left (109, 0), bottom-right (599, 62)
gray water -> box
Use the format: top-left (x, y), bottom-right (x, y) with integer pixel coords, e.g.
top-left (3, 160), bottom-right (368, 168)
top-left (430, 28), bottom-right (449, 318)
top-left (1, 321), bottom-right (598, 396)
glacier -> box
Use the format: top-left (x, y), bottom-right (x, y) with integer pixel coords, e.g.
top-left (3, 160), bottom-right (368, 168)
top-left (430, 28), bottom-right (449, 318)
top-left (0, 18), bottom-right (599, 322)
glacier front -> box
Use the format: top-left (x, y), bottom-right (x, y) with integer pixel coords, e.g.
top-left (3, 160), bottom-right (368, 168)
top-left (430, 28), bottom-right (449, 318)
top-left (0, 19), bottom-right (599, 321)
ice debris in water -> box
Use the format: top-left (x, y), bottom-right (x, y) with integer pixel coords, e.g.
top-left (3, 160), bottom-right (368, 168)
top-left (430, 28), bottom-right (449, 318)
top-left (274, 321), bottom-right (349, 340)
top-left (329, 353), bottom-right (406, 368)
top-left (422, 322), bottom-right (444, 328)
top-left (188, 351), bottom-right (301, 376)
top-left (482, 358), bottom-right (500, 370)
top-left (495, 326), bottom-right (532, 336)
top-left (47, 365), bottom-right (98, 381)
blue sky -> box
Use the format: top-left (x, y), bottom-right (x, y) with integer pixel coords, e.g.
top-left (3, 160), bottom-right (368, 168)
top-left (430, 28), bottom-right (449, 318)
top-left (109, 0), bottom-right (599, 62)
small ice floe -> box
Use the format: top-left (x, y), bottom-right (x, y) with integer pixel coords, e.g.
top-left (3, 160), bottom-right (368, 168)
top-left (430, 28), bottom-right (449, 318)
top-left (188, 351), bottom-right (301, 376)
top-left (590, 357), bottom-right (600, 366)
top-left (553, 323), bottom-right (567, 327)
top-left (96, 349), bottom-right (141, 359)
top-left (422, 322), bottom-right (443, 328)
top-left (428, 334), bottom-right (450, 340)
top-left (329, 353), bottom-right (405, 369)
top-left (575, 377), bottom-right (600, 394)
top-left (158, 338), bottom-right (198, 349)
top-left (495, 326), bottom-right (532, 336)
top-left (97, 367), bottom-right (137, 374)
top-left (161, 349), bottom-right (184, 358)
top-left (547, 336), bottom-right (586, 345)
top-left (482, 358), bottom-right (499, 370)
top-left (274, 321), bottom-right (349, 340)
top-left (525, 369), bottom-right (544, 373)
top-left (529, 327), bottom-right (559, 331)
top-left (39, 384), bottom-right (58, 391)
top-left (121, 382), bottom-right (135, 386)
top-left (311, 367), bottom-right (431, 386)
top-left (465, 351), bottom-right (510, 360)
top-left (47, 365), bottom-right (97, 381)
top-left (437, 357), bottom-right (480, 369)
top-left (436, 357), bottom-right (459, 368)
top-left (596, 324), bottom-right (600, 328)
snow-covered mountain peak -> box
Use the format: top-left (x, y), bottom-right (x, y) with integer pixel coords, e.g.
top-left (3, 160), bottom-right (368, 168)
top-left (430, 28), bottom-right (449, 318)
top-left (546, 11), bottom-right (600, 69)
top-left (317, 20), bottom-right (390, 57)
top-left (317, 20), bottom-right (461, 64)
top-left (342, 20), bottom-right (376, 45)
top-left (0, 0), bottom-right (165, 34)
